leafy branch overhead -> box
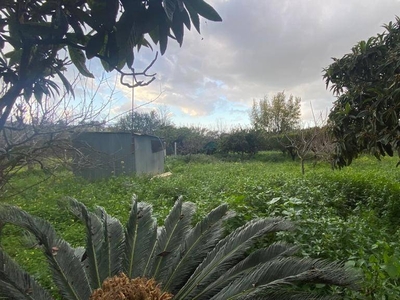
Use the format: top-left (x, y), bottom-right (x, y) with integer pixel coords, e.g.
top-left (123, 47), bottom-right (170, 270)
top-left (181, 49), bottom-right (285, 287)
top-left (323, 17), bottom-right (400, 167)
top-left (0, 0), bottom-right (222, 129)
top-left (0, 197), bottom-right (359, 299)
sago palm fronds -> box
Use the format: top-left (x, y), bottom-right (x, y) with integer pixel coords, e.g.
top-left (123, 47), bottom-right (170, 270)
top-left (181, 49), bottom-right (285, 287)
top-left (0, 196), bottom-right (359, 299)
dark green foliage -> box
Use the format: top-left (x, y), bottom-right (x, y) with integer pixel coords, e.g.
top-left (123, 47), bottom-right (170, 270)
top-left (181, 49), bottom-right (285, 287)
top-left (0, 196), bottom-right (358, 299)
top-left (218, 128), bottom-right (261, 156)
top-left (0, 0), bottom-right (222, 130)
top-left (113, 111), bottom-right (163, 134)
top-left (2, 154), bottom-right (399, 298)
top-left (324, 17), bottom-right (400, 167)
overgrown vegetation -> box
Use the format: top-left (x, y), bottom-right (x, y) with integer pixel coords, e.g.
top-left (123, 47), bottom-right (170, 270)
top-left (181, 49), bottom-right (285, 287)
top-left (1, 153), bottom-right (399, 298)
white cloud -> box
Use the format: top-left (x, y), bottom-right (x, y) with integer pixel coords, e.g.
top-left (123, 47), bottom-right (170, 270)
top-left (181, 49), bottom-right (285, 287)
top-left (94, 0), bottom-right (400, 128)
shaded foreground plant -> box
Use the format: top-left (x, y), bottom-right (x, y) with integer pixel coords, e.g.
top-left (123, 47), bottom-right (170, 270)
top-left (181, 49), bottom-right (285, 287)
top-left (0, 196), bottom-right (359, 299)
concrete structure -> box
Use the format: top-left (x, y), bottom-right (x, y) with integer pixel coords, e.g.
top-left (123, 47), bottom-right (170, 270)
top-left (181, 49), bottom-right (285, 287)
top-left (72, 132), bottom-right (164, 180)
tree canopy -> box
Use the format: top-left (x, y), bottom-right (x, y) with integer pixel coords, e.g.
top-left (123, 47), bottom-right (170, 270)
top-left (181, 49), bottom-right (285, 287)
top-left (250, 91), bottom-right (301, 133)
top-left (0, 0), bottom-right (222, 130)
top-left (324, 17), bottom-right (400, 167)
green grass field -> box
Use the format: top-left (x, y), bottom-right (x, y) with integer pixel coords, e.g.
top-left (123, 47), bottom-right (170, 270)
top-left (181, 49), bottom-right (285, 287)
top-left (1, 152), bottom-right (400, 299)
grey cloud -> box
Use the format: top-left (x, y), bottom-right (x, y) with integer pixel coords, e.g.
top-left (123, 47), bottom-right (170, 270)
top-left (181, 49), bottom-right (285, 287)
top-left (111, 0), bottom-right (400, 126)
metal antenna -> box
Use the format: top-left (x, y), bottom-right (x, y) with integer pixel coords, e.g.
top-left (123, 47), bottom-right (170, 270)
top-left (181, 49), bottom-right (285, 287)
top-left (131, 75), bottom-right (134, 132)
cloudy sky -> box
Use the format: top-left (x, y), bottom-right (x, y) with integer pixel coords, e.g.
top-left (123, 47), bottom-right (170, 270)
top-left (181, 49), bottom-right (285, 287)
top-left (92, 0), bottom-right (400, 130)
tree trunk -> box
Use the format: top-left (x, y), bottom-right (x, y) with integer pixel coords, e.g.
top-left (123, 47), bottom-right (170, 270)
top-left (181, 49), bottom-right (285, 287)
top-left (0, 83), bottom-right (25, 130)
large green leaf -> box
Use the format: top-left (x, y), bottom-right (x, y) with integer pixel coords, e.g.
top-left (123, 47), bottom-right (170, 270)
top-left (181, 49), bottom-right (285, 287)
top-left (175, 218), bottom-right (294, 299)
top-left (162, 204), bottom-right (233, 293)
top-left (151, 198), bottom-right (196, 281)
top-left (183, 1), bottom-right (200, 33)
top-left (124, 197), bottom-right (157, 278)
top-left (211, 258), bottom-right (358, 299)
top-left (163, 0), bottom-right (176, 21)
top-left (186, 0), bottom-right (222, 22)
top-left (55, 69), bottom-right (75, 97)
top-left (66, 198), bottom-right (104, 289)
top-left (172, 10), bottom-right (186, 46)
top-left (67, 46), bottom-right (94, 78)
top-left (94, 207), bottom-right (124, 280)
top-left (0, 205), bottom-right (92, 300)
top-left (0, 250), bottom-right (53, 300)
top-left (86, 32), bottom-right (105, 60)
top-left (196, 244), bottom-right (300, 299)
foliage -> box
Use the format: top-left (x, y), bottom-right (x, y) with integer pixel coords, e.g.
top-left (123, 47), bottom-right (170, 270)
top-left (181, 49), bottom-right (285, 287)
top-left (323, 17), bottom-right (400, 167)
top-left (156, 125), bottom-right (219, 155)
top-left (112, 110), bottom-right (164, 134)
top-left (2, 154), bottom-right (400, 298)
top-left (250, 92), bottom-right (301, 133)
top-left (0, 75), bottom-right (111, 192)
top-left (218, 128), bottom-right (261, 156)
top-left (0, 196), bottom-right (358, 299)
top-left (0, 0), bottom-right (222, 130)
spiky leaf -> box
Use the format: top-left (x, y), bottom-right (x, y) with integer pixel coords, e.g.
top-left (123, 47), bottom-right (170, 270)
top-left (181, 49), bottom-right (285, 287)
top-left (162, 204), bottom-right (234, 293)
top-left (0, 250), bottom-right (53, 300)
top-left (0, 205), bottom-right (91, 300)
top-left (175, 218), bottom-right (294, 299)
top-left (124, 197), bottom-right (157, 278)
top-left (151, 198), bottom-right (196, 281)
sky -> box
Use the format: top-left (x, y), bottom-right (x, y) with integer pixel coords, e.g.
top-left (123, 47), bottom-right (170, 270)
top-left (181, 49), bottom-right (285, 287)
top-left (87, 0), bottom-right (400, 131)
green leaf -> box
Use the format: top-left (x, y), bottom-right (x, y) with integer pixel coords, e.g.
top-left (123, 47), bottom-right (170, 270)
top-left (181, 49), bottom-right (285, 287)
top-left (0, 250), bottom-right (54, 300)
top-left (159, 17), bottom-right (169, 55)
top-left (152, 198), bottom-right (196, 281)
top-left (198, 244), bottom-right (299, 299)
top-left (124, 198), bottom-right (157, 278)
top-left (172, 10), bottom-right (189, 45)
top-left (163, 0), bottom-right (176, 21)
top-left (212, 258), bottom-right (358, 299)
top-left (175, 218), bottom-right (294, 299)
top-left (33, 83), bottom-right (44, 104)
top-left (162, 204), bottom-right (234, 293)
top-left (94, 207), bottom-right (125, 279)
top-left (186, 0), bottom-right (222, 22)
top-left (0, 204), bottom-right (92, 300)
top-left (184, 1), bottom-right (200, 33)
top-left (86, 32), bottom-right (105, 59)
top-left (66, 198), bottom-right (104, 289)
top-left (67, 46), bottom-right (94, 78)
top-left (55, 69), bottom-right (75, 97)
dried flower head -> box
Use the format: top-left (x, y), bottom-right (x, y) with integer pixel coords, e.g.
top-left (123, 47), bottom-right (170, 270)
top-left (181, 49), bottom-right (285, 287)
top-left (90, 273), bottom-right (173, 300)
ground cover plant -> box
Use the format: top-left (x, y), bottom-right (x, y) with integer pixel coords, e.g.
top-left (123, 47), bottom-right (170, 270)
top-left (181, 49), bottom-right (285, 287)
top-left (1, 152), bottom-right (399, 299)
top-left (0, 197), bottom-right (358, 299)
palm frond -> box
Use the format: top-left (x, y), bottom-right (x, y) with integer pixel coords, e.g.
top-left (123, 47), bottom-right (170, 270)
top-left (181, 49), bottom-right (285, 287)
top-left (162, 204), bottom-right (234, 293)
top-left (211, 257), bottom-right (358, 300)
top-left (0, 250), bottom-right (53, 300)
top-left (124, 196), bottom-right (157, 278)
top-left (175, 218), bottom-right (294, 299)
top-left (195, 243), bottom-right (299, 300)
top-left (93, 207), bottom-right (124, 279)
top-left (0, 205), bottom-right (91, 300)
top-left (65, 198), bottom-right (104, 289)
top-left (151, 198), bottom-right (196, 281)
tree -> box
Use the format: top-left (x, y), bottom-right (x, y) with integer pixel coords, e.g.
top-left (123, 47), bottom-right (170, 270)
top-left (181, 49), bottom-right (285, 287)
top-left (0, 0), bottom-right (222, 130)
top-left (324, 17), bottom-right (400, 167)
top-left (250, 92), bottom-right (301, 133)
top-left (113, 110), bottom-right (164, 134)
top-left (0, 74), bottom-right (112, 193)
top-left (219, 128), bottom-right (260, 157)
top-left (156, 125), bottom-right (218, 155)
top-left (0, 196), bottom-right (358, 299)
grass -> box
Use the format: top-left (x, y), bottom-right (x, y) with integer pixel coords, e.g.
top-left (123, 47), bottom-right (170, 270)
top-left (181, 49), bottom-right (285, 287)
top-left (1, 151), bottom-right (400, 298)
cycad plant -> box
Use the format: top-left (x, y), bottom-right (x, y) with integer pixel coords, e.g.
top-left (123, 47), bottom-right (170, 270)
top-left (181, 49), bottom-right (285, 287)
top-left (0, 196), bottom-right (358, 299)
